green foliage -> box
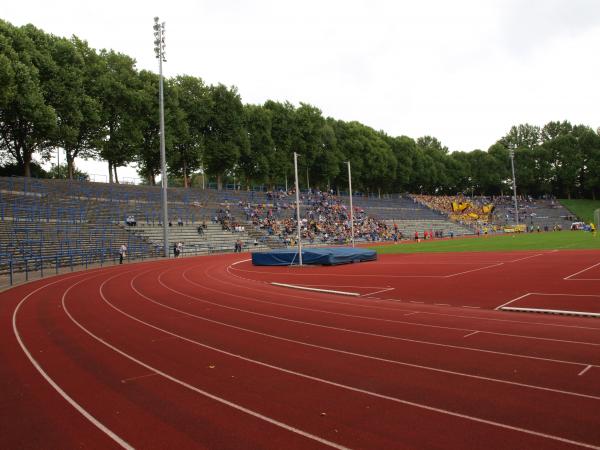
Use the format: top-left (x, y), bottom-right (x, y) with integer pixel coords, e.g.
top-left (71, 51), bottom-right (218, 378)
top-left (0, 20), bottom-right (57, 177)
top-left (1, 17), bottom-right (600, 199)
top-left (96, 50), bottom-right (143, 182)
top-left (46, 163), bottom-right (89, 180)
top-left (559, 199), bottom-right (600, 223)
top-left (202, 84), bottom-right (246, 189)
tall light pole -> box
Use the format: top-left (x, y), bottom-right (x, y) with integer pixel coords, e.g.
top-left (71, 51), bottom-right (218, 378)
top-left (347, 161), bottom-right (355, 247)
top-left (509, 148), bottom-right (519, 225)
top-left (154, 17), bottom-right (169, 257)
top-left (293, 152), bottom-right (303, 266)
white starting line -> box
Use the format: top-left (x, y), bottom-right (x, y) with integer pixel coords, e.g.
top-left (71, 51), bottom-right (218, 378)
top-left (270, 282), bottom-right (360, 297)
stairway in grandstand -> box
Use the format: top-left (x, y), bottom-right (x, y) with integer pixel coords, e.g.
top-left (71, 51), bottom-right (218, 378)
top-left (383, 219), bottom-right (473, 238)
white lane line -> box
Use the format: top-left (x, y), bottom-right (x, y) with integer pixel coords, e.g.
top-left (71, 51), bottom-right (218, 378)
top-left (230, 259), bottom-right (251, 267)
top-left (225, 263), bottom-right (600, 331)
top-left (271, 282), bottom-right (360, 297)
top-left (102, 270), bottom-right (600, 449)
top-left (12, 272), bottom-right (134, 450)
top-left (299, 284), bottom-right (393, 289)
top-left (151, 336), bottom-right (180, 342)
top-left (500, 307), bottom-right (600, 318)
top-left (212, 267), bottom-right (600, 346)
top-left (75, 273), bottom-right (350, 450)
top-left (412, 309), bottom-right (600, 331)
top-left (403, 312), bottom-right (419, 317)
top-left (229, 265), bottom-right (447, 278)
top-left (530, 293), bottom-right (600, 298)
top-left (364, 287), bottom-right (395, 296)
top-left (121, 373), bottom-right (158, 383)
top-left (495, 293), bottom-right (532, 310)
top-left (564, 262), bottom-right (600, 280)
top-left (191, 268), bottom-right (600, 360)
top-left (462, 306), bottom-right (481, 309)
top-left (463, 331), bottom-right (479, 339)
top-left (506, 253), bottom-right (545, 263)
top-left (578, 365), bottom-right (593, 377)
top-left (129, 269), bottom-right (600, 402)
top-left (444, 263), bottom-right (504, 278)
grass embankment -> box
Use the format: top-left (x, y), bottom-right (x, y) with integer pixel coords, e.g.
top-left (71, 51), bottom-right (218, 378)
top-left (372, 231), bottom-right (600, 254)
top-left (560, 199), bottom-right (600, 223)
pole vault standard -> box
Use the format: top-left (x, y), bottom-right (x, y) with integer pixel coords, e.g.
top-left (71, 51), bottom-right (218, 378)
top-left (347, 161), bottom-right (355, 247)
top-left (293, 152), bottom-right (303, 266)
top-left (509, 148), bottom-right (519, 226)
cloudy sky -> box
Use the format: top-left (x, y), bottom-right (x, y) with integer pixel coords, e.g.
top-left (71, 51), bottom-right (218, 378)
top-left (4, 0), bottom-right (600, 180)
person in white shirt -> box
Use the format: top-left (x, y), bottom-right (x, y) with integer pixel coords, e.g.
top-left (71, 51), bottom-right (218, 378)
top-left (119, 244), bottom-right (127, 264)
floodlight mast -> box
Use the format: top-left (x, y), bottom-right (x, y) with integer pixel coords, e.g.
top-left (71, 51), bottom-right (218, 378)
top-left (347, 161), bottom-right (355, 247)
top-left (509, 148), bottom-right (519, 226)
top-left (154, 17), bottom-right (169, 257)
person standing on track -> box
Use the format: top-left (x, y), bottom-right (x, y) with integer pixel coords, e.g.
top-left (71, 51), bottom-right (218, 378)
top-left (119, 244), bottom-right (127, 264)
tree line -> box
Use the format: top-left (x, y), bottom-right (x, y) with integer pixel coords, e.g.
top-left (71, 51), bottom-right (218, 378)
top-left (1, 19), bottom-right (599, 198)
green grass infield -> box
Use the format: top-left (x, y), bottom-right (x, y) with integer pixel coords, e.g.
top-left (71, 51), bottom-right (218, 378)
top-left (371, 231), bottom-right (600, 254)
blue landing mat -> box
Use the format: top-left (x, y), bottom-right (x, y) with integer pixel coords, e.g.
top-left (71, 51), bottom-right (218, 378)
top-left (251, 247), bottom-right (377, 266)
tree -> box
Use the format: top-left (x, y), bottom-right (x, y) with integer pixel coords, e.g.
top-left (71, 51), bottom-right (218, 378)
top-left (541, 120), bottom-right (572, 142)
top-left (385, 135), bottom-right (416, 192)
top-left (96, 50), bottom-right (142, 183)
top-left (416, 136), bottom-right (451, 193)
top-left (203, 84), bottom-right (246, 189)
top-left (135, 70), bottom-right (162, 185)
top-left (574, 126), bottom-right (600, 199)
top-left (312, 121), bottom-right (342, 190)
top-left (169, 75), bottom-right (211, 188)
top-left (61, 37), bottom-right (104, 179)
top-left (263, 100), bottom-right (295, 188)
top-left (292, 103), bottom-right (327, 189)
top-left (487, 143), bottom-right (511, 195)
top-left (500, 124), bottom-right (541, 150)
top-left (0, 20), bottom-right (57, 177)
top-left (47, 162), bottom-right (89, 180)
top-left (548, 134), bottom-right (581, 198)
top-left (240, 104), bottom-right (274, 187)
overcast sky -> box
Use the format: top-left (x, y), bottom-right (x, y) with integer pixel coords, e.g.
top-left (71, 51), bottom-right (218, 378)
top-left (4, 0), bottom-right (600, 181)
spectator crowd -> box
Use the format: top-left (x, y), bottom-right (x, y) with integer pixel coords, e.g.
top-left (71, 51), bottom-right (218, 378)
top-left (215, 189), bottom-right (398, 246)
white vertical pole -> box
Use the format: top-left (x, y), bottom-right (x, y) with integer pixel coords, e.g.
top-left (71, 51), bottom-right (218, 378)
top-left (347, 161), bottom-right (355, 247)
top-left (155, 17), bottom-right (169, 257)
top-left (510, 149), bottom-right (519, 225)
top-left (294, 152), bottom-right (303, 266)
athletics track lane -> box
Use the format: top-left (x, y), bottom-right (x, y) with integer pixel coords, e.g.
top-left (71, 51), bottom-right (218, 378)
top-left (1, 252), bottom-right (599, 449)
top-left (229, 250), bottom-right (600, 309)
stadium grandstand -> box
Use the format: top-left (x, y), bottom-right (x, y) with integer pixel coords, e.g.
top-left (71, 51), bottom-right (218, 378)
top-left (0, 174), bottom-right (587, 286)
top-left (0, 176), bottom-right (484, 281)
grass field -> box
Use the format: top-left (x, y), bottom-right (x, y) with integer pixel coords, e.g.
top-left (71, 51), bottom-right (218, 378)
top-left (372, 231), bottom-right (600, 254)
top-left (559, 199), bottom-right (600, 223)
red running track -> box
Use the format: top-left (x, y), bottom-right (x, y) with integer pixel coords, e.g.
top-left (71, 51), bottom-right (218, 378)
top-left (1, 251), bottom-right (600, 449)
